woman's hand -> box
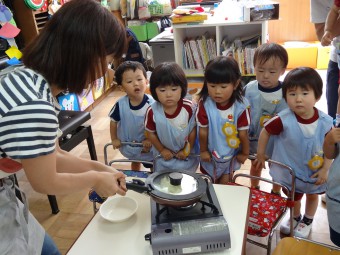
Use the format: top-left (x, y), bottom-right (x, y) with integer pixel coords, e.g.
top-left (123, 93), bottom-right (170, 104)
top-left (93, 171), bottom-right (127, 197)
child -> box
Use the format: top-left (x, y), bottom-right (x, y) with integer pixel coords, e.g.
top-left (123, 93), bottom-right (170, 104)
top-left (109, 61), bottom-right (154, 170)
top-left (323, 115), bottom-right (340, 247)
top-left (255, 67), bottom-right (333, 238)
top-left (244, 43), bottom-right (289, 192)
top-left (145, 62), bottom-right (199, 172)
top-left (196, 56), bottom-right (250, 184)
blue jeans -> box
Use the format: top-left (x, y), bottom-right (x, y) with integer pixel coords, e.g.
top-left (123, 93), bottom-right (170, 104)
top-left (326, 60), bottom-right (340, 119)
top-left (41, 233), bottom-right (61, 255)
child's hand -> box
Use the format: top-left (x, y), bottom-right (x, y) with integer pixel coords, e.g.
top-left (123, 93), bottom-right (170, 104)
top-left (200, 151), bottom-right (211, 162)
top-left (254, 153), bottom-right (266, 170)
top-left (142, 139), bottom-right (152, 153)
top-left (321, 31), bottom-right (333, 46)
top-left (111, 139), bottom-right (121, 149)
top-left (236, 153), bottom-right (248, 164)
top-left (311, 167), bottom-right (328, 186)
top-left (175, 150), bottom-right (187, 160)
top-left (161, 148), bottom-right (174, 160)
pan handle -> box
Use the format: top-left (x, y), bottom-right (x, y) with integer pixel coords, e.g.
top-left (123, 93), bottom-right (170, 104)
top-left (126, 179), bottom-right (150, 193)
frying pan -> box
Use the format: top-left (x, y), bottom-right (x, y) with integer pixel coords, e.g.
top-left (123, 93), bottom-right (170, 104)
top-left (126, 169), bottom-right (208, 207)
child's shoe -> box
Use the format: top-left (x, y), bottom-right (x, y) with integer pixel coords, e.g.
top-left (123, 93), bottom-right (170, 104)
top-left (280, 217), bottom-right (299, 235)
top-left (294, 221), bottom-right (313, 238)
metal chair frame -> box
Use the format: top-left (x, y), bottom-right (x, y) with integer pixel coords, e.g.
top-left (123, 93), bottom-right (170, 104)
top-left (232, 155), bottom-right (296, 255)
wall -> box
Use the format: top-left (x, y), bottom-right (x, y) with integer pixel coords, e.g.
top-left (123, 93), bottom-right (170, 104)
top-left (268, 0), bottom-right (318, 43)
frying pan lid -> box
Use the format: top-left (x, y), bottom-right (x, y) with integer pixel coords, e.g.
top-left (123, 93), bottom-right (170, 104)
top-left (152, 171), bottom-right (198, 195)
top-left (146, 169), bottom-right (207, 201)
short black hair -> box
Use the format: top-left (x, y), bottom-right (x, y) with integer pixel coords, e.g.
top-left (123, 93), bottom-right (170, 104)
top-left (199, 56), bottom-right (243, 103)
top-left (253, 43), bottom-right (288, 68)
top-left (149, 62), bottom-right (187, 102)
top-left (282, 67), bottom-right (323, 100)
top-left (114, 61), bottom-right (147, 85)
top-left (23, 0), bottom-right (126, 94)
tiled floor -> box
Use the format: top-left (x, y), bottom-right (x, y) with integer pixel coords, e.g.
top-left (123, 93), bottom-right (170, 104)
top-left (17, 69), bottom-right (337, 255)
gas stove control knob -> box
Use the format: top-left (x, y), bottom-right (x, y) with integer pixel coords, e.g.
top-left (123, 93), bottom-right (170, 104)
top-left (144, 233), bottom-right (152, 244)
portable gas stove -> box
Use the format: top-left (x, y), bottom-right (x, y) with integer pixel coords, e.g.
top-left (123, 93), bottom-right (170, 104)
top-left (145, 181), bottom-right (231, 255)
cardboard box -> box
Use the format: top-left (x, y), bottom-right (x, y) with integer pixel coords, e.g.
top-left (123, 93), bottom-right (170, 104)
top-left (282, 42), bottom-right (318, 69)
top-left (243, 2), bottom-right (279, 22)
top-left (317, 45), bottom-right (331, 69)
top-left (171, 13), bottom-right (208, 24)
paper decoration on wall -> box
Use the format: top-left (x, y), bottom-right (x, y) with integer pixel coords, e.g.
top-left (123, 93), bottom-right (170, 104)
top-left (24, 0), bottom-right (45, 10)
top-left (0, 23), bottom-right (20, 39)
top-left (78, 89), bottom-right (94, 111)
top-left (0, 5), bottom-right (12, 22)
top-left (5, 46), bottom-right (22, 59)
top-left (93, 77), bottom-right (105, 100)
top-left (57, 93), bottom-right (80, 111)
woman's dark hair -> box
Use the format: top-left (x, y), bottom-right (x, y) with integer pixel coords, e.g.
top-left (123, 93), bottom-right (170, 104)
top-left (114, 61), bottom-right (147, 85)
top-left (282, 67), bottom-right (323, 100)
top-left (253, 43), bottom-right (288, 68)
top-left (199, 56), bottom-right (243, 103)
top-left (149, 62), bottom-right (187, 102)
top-left (22, 0), bottom-right (126, 94)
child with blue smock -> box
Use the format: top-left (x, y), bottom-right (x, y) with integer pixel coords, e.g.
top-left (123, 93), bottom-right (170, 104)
top-left (244, 43), bottom-right (288, 192)
top-left (196, 56), bottom-right (250, 184)
top-left (145, 62), bottom-right (199, 172)
top-left (255, 67), bottom-right (333, 238)
top-left (109, 61), bottom-right (154, 170)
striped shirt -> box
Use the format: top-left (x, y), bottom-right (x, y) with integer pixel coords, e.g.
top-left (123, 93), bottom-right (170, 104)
top-left (0, 67), bottom-right (60, 167)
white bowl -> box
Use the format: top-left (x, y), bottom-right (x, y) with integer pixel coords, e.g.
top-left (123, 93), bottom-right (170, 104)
top-left (99, 196), bottom-right (138, 223)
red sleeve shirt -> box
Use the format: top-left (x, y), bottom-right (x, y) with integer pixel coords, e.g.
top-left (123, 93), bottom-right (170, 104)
top-left (335, 0), bottom-right (340, 7)
top-left (196, 99), bottom-right (250, 129)
top-left (144, 99), bottom-right (194, 132)
top-left (263, 115), bottom-right (283, 135)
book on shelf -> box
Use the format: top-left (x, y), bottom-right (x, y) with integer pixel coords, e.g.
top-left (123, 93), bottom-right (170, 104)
top-left (220, 34), bottom-right (261, 75)
top-left (182, 33), bottom-right (216, 70)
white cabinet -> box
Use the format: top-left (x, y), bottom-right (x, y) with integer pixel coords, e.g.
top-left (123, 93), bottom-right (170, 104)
top-left (173, 20), bottom-right (268, 77)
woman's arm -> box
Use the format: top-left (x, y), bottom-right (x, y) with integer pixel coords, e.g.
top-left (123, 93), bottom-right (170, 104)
top-left (22, 141), bottom-right (127, 197)
top-left (323, 128), bottom-right (340, 159)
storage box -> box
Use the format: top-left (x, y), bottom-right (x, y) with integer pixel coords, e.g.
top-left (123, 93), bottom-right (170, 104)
top-left (243, 2), bottom-right (279, 22)
top-left (128, 24), bottom-right (148, 41)
top-left (146, 22), bottom-right (159, 40)
top-left (317, 45), bottom-right (331, 69)
top-left (282, 42), bottom-right (318, 69)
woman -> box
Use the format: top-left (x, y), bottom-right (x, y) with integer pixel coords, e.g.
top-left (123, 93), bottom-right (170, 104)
top-left (0, 0), bottom-right (127, 254)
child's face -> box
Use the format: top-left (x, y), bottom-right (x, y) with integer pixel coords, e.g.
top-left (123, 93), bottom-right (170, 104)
top-left (254, 57), bottom-right (286, 89)
top-left (121, 69), bottom-right (148, 100)
top-left (286, 85), bottom-right (318, 119)
top-left (207, 82), bottom-right (237, 106)
top-left (155, 85), bottom-right (182, 110)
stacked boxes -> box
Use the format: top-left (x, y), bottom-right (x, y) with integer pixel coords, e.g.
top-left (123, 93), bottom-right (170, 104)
top-left (128, 21), bottom-right (159, 41)
top-left (281, 41), bottom-right (331, 70)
